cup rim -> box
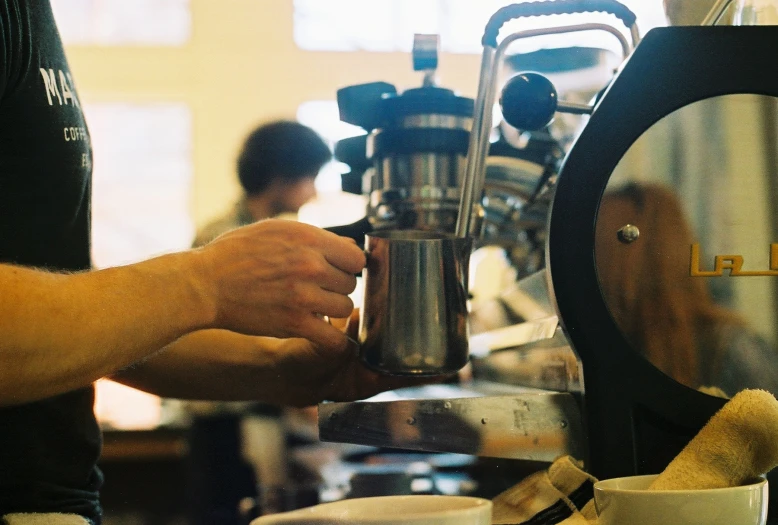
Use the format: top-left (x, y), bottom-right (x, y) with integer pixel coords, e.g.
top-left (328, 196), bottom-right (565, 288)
top-left (321, 494), bottom-right (490, 514)
top-left (594, 474), bottom-right (767, 494)
top-left (271, 494), bottom-right (492, 521)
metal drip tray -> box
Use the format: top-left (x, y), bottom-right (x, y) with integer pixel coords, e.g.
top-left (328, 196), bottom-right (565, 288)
top-left (318, 381), bottom-right (585, 462)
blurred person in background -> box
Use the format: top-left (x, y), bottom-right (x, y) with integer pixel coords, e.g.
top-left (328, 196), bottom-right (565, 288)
top-left (185, 119), bottom-right (331, 525)
top-left (193, 120), bottom-right (331, 247)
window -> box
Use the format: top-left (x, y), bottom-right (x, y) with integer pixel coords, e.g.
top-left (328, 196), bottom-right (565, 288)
top-left (296, 100), bottom-right (368, 229)
top-left (295, 101), bottom-right (370, 315)
top-left (294, 0), bottom-right (667, 56)
top-left (84, 102), bottom-right (193, 428)
top-left (50, 0), bottom-right (191, 46)
top-left (94, 379), bottom-right (162, 430)
top-left (86, 102), bottom-right (194, 269)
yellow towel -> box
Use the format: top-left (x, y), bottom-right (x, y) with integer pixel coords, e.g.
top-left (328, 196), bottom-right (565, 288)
top-left (649, 388), bottom-right (778, 490)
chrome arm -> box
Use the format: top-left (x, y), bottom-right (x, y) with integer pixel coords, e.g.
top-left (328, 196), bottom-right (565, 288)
top-left (456, 46), bottom-right (495, 238)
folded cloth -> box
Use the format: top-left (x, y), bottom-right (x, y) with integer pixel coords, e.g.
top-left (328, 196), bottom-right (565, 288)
top-left (2, 514), bottom-right (91, 525)
top-left (547, 456), bottom-right (598, 521)
top-left (649, 388), bottom-right (778, 490)
top-left (491, 389), bottom-right (778, 524)
top-left (492, 455), bottom-right (597, 524)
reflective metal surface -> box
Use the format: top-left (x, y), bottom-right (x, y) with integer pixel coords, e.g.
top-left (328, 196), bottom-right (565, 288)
top-left (471, 330), bottom-right (582, 393)
top-left (371, 153), bottom-right (466, 231)
top-left (596, 94), bottom-right (778, 398)
top-left (401, 114), bottom-right (472, 131)
top-left (469, 316), bottom-right (559, 358)
top-left (319, 383), bottom-right (585, 462)
top-left (478, 159), bottom-right (554, 276)
top-left (469, 269), bottom-right (556, 334)
top-left (359, 230), bottom-right (472, 375)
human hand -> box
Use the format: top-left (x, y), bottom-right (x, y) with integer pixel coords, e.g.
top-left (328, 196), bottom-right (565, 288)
top-left (266, 311), bottom-right (446, 407)
top-left (192, 219), bottom-right (365, 349)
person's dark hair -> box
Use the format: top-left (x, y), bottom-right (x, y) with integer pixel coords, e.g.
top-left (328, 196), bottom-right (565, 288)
top-left (237, 120), bottom-right (331, 195)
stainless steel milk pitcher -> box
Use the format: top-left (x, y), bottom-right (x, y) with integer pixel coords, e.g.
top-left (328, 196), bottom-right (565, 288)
top-left (358, 230), bottom-right (472, 375)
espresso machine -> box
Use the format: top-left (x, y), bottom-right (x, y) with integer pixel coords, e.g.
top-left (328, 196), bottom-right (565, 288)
top-left (319, 0), bottom-right (778, 508)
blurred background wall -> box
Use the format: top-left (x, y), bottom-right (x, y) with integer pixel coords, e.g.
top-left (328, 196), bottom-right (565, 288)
top-left (52, 0), bottom-right (666, 429)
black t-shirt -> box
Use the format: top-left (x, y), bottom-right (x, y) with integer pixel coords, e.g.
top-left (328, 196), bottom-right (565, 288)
top-left (0, 0), bottom-right (102, 522)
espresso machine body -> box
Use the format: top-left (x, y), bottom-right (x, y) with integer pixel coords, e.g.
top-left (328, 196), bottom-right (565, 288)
top-left (549, 24), bottom-right (778, 479)
top-left (319, 0), bottom-right (778, 508)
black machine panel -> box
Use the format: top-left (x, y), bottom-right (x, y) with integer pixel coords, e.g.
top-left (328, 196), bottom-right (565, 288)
top-left (550, 25), bottom-right (778, 479)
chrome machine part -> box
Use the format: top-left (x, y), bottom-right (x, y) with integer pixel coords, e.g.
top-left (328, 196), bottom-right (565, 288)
top-left (478, 156), bottom-right (555, 276)
top-left (470, 330), bottom-right (583, 394)
top-left (456, 1), bottom-right (640, 238)
top-left (458, 0), bottom-right (641, 354)
top-left (596, 95), bottom-right (778, 396)
top-left (337, 34), bottom-right (476, 234)
top-left (319, 383), bottom-right (585, 463)
top-left (468, 269), bottom-right (583, 394)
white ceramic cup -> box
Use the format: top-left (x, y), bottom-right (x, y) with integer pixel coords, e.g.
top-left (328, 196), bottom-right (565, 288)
top-left (594, 474), bottom-right (768, 525)
top-left (249, 494), bottom-right (492, 525)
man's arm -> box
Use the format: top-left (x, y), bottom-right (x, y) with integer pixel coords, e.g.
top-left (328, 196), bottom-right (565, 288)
top-left (111, 326), bottom-right (425, 408)
top-left (0, 219), bottom-right (365, 407)
top-left (0, 253), bottom-right (213, 406)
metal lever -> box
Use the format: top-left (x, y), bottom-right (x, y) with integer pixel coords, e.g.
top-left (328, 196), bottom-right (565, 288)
top-left (499, 72), bottom-right (594, 132)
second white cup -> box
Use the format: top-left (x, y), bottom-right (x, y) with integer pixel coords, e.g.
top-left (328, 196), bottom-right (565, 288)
top-left (594, 474), bottom-right (768, 525)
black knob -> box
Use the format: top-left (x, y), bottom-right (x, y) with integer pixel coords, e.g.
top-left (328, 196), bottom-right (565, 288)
top-left (499, 72), bottom-right (558, 131)
top-left (334, 135), bottom-right (369, 171)
top-left (335, 135), bottom-right (369, 196)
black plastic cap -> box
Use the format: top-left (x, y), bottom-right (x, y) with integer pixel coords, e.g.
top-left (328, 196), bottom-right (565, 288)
top-left (337, 82), bottom-right (397, 130)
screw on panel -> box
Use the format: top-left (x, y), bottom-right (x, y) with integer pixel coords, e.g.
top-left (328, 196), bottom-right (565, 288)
top-left (617, 224), bottom-right (640, 244)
